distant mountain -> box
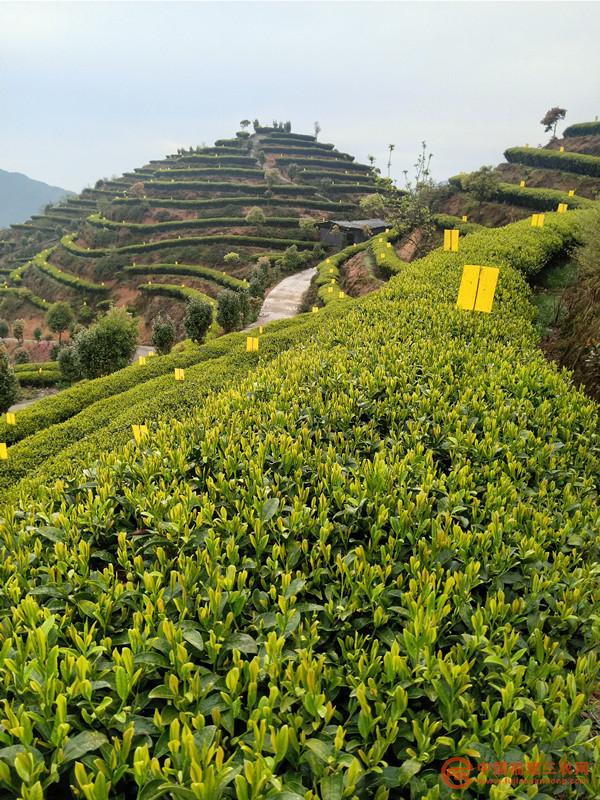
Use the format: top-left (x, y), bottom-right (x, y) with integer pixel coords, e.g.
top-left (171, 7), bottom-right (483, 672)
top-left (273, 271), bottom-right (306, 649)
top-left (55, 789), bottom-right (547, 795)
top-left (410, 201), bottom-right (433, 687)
top-left (0, 168), bottom-right (72, 228)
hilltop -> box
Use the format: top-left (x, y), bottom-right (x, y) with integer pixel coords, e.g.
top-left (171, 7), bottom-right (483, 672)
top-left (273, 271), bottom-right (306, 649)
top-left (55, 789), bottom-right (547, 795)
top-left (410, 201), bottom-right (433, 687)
top-left (0, 168), bottom-right (72, 228)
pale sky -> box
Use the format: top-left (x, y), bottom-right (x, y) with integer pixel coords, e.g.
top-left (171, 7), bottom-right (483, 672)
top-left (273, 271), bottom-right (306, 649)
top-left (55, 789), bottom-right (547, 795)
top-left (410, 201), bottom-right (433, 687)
top-left (1, 1), bottom-right (599, 192)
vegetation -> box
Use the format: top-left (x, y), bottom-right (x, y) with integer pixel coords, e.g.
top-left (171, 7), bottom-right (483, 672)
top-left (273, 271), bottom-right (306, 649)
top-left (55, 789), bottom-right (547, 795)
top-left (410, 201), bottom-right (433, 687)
top-left (62, 307), bottom-right (138, 380)
top-left (540, 106), bottom-right (567, 139)
top-left (46, 301), bottom-right (74, 344)
top-left (564, 120), bottom-right (600, 137)
top-left (0, 347), bottom-right (17, 412)
top-left (184, 298), bottom-right (214, 344)
top-left (505, 146), bottom-right (600, 176)
top-left (151, 314), bottom-right (176, 355)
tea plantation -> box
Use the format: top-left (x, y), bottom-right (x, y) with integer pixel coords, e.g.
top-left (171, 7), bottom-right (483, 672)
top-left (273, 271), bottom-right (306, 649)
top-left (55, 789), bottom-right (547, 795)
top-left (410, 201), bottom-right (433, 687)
top-left (0, 204), bottom-right (598, 799)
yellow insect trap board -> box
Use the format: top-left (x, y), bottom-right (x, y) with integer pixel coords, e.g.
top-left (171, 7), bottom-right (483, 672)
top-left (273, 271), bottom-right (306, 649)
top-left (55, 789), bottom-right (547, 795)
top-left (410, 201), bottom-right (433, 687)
top-left (557, 203), bottom-right (568, 213)
top-left (531, 214), bottom-right (545, 227)
top-left (443, 229), bottom-right (459, 252)
top-left (5, 413), bottom-right (16, 426)
top-left (0, 443), bottom-right (7, 460)
top-left (131, 424), bottom-right (148, 443)
top-left (461, 215), bottom-right (468, 222)
top-left (568, 189), bottom-right (575, 197)
top-left (456, 265), bottom-right (499, 314)
top-left (174, 368), bottom-right (185, 381)
top-left (519, 180), bottom-right (526, 188)
top-left (246, 336), bottom-right (259, 352)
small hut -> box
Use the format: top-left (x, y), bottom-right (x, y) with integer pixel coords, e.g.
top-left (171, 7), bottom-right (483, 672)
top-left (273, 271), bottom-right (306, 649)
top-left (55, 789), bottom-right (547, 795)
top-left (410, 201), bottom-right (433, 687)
top-left (318, 218), bottom-right (388, 248)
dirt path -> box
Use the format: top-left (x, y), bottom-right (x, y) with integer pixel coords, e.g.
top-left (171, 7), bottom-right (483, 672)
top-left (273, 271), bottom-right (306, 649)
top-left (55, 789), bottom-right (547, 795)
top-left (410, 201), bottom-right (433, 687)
top-left (9, 388), bottom-right (59, 412)
top-left (246, 266), bottom-right (316, 328)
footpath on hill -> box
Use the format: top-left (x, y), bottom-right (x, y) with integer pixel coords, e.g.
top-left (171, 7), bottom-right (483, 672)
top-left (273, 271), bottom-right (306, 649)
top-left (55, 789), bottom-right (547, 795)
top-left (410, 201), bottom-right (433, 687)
top-left (246, 265), bottom-right (316, 328)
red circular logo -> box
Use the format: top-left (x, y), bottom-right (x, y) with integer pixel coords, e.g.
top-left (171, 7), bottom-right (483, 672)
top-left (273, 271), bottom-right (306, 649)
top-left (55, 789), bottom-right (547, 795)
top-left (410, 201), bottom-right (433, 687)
top-left (441, 757), bottom-right (473, 789)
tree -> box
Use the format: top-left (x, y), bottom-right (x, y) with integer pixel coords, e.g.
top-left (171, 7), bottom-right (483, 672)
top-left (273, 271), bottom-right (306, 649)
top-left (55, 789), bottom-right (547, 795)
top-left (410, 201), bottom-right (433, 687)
top-left (239, 119), bottom-right (251, 130)
top-left (360, 194), bottom-right (386, 217)
top-left (12, 319), bottom-right (25, 345)
top-left (284, 121), bottom-right (292, 133)
top-left (184, 299), bottom-right (213, 344)
top-left (216, 290), bottom-right (242, 332)
top-left (314, 121), bottom-right (321, 140)
top-left (463, 166), bottom-right (501, 204)
top-left (224, 251), bottom-right (241, 265)
top-left (299, 216), bottom-right (317, 234)
top-left (70, 308), bottom-right (138, 379)
top-left (13, 348), bottom-right (29, 364)
top-left (46, 301), bottom-right (74, 344)
top-left (253, 119), bottom-right (260, 131)
top-left (0, 320), bottom-right (8, 339)
top-left (151, 314), bottom-right (176, 354)
top-left (33, 327), bottom-right (42, 343)
top-left (287, 163), bottom-right (299, 180)
top-left (387, 144), bottom-right (396, 178)
top-left (264, 168), bottom-right (279, 190)
top-left (0, 348), bottom-right (17, 413)
top-left (245, 207), bottom-right (266, 224)
top-left (541, 107), bottom-right (567, 139)
top-left (57, 344), bottom-right (81, 383)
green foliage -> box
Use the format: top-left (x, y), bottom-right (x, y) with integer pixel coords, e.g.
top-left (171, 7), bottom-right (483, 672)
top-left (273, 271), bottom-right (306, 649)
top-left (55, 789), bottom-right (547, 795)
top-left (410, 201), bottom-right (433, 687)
top-left (13, 348), bottom-right (29, 365)
top-left (33, 327), bottom-right (42, 343)
top-left (151, 314), bottom-right (176, 355)
top-left (505, 146), bottom-right (600, 177)
top-left (462, 165), bottom-right (501, 202)
top-left (244, 207), bottom-right (266, 224)
top-left (0, 212), bottom-right (597, 797)
top-left (12, 319), bottom-right (24, 344)
top-left (57, 344), bottom-right (82, 383)
top-left (113, 195), bottom-right (356, 213)
top-left (359, 193), bottom-right (386, 216)
top-left (563, 120), bottom-right (600, 137)
top-left (0, 347), bottom-right (17, 413)
top-left (70, 308), bottom-right (138, 379)
top-left (0, 320), bottom-right (8, 339)
top-left (431, 213), bottom-right (483, 235)
top-left (223, 251), bottom-right (241, 265)
top-left (495, 182), bottom-right (593, 211)
top-left (46, 301), bottom-right (74, 342)
top-left (31, 247), bottom-right (108, 293)
top-left (125, 262), bottom-right (246, 291)
top-left (216, 289), bottom-right (244, 332)
top-left (0, 287), bottom-right (49, 311)
top-left (88, 213), bottom-right (301, 233)
top-left (184, 298), bottom-right (213, 344)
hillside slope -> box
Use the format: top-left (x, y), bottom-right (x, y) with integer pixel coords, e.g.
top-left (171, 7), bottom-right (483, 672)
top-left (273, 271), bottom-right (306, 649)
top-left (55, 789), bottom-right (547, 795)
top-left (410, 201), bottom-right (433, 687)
top-left (0, 168), bottom-right (71, 228)
top-left (0, 209), bottom-right (598, 798)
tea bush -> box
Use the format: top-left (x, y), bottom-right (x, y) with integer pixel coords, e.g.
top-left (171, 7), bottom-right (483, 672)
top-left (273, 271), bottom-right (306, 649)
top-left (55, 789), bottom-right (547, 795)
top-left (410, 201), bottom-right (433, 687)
top-left (88, 214), bottom-right (302, 233)
top-left (563, 121), bottom-right (600, 137)
top-left (505, 146), bottom-right (600, 177)
top-left (124, 263), bottom-right (247, 291)
top-left (0, 211), bottom-right (597, 799)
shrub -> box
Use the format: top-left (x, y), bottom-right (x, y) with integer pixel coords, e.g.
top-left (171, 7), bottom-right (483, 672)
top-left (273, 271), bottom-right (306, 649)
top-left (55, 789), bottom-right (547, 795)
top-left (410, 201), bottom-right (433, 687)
top-left (298, 216), bottom-right (317, 233)
top-left (57, 344), bottom-right (82, 382)
top-left (224, 251), bottom-right (241, 265)
top-left (33, 326), bottom-right (42, 343)
top-left (563, 120), bottom-right (600, 137)
top-left (183, 299), bottom-right (213, 344)
top-left (12, 318), bottom-right (24, 344)
top-left (151, 314), bottom-right (176, 354)
top-left (13, 348), bottom-right (29, 365)
top-left (71, 308), bottom-right (138, 379)
top-left (216, 289), bottom-right (242, 332)
top-left (359, 193), bottom-right (386, 216)
top-left (46, 301), bottom-right (74, 343)
top-left (0, 347), bottom-right (17, 412)
top-left (245, 206), bottom-right (266, 224)
top-left (0, 319), bottom-right (8, 339)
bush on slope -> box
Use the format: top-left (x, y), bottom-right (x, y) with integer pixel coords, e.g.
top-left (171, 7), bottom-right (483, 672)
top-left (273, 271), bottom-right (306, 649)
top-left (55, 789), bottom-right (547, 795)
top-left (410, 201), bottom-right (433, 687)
top-left (0, 213), bottom-right (598, 798)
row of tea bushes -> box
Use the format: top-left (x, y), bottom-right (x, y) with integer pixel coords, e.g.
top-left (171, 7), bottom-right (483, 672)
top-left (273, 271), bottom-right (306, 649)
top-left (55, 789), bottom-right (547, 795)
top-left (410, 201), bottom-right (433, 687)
top-left (0, 212), bottom-right (597, 797)
top-left (495, 183), bottom-right (594, 211)
top-left (431, 213), bottom-right (484, 235)
top-left (0, 286), bottom-right (50, 310)
top-left (124, 263), bottom-right (247, 291)
top-left (112, 195), bottom-right (357, 214)
top-left (87, 214), bottom-right (303, 233)
top-left (504, 146), bottom-right (600, 177)
top-left (563, 121), bottom-right (600, 137)
top-left (29, 249), bottom-right (108, 293)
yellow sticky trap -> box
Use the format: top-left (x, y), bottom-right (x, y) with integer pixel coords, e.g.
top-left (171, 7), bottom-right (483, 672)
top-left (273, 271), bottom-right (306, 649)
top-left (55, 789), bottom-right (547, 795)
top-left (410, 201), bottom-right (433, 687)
top-left (443, 229), bottom-right (459, 252)
top-left (327, 286), bottom-right (333, 294)
top-left (456, 265), bottom-right (499, 313)
top-left (0, 443), bottom-right (7, 460)
top-left (246, 336), bottom-right (259, 352)
top-left (559, 146), bottom-right (565, 153)
top-left (148, 351), bottom-right (156, 358)
top-left (568, 189), bottom-right (575, 197)
top-left (138, 356), bottom-right (146, 366)
top-left (258, 326), bottom-right (264, 334)
top-left (531, 213), bottom-right (545, 227)
top-left (338, 291), bottom-right (345, 298)
top-left (461, 215), bottom-right (468, 223)
top-left (131, 424), bottom-right (148, 443)
top-left (557, 203), bottom-right (568, 213)
top-left (519, 180), bottom-right (526, 188)
top-left (5, 413), bottom-right (16, 426)
top-left (174, 368), bottom-right (185, 381)
top-left (474, 267), bottom-right (499, 313)
top-left (312, 306), bottom-right (319, 313)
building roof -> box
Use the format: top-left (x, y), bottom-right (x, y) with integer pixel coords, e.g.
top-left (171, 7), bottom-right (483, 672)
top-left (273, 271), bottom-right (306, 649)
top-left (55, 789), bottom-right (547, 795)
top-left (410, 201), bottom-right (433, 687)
top-left (328, 218), bottom-right (388, 230)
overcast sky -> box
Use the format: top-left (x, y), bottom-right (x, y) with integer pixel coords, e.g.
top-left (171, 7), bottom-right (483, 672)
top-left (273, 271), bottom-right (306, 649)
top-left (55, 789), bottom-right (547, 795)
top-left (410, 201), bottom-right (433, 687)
top-left (1, 1), bottom-right (599, 192)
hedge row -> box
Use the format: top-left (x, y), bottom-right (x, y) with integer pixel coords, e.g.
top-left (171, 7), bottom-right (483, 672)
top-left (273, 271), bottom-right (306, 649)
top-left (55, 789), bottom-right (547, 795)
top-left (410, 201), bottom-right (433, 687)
top-left (139, 167), bottom-right (265, 179)
top-left (275, 156), bottom-right (369, 170)
top-left (495, 182), bottom-right (594, 211)
top-left (315, 241), bottom-right (370, 304)
top-left (297, 169), bottom-right (375, 183)
top-left (169, 154), bottom-right (257, 167)
top-left (262, 139), bottom-right (335, 151)
top-left (112, 195), bottom-right (357, 213)
top-left (143, 180), bottom-right (317, 195)
top-left (87, 213), bottom-right (303, 233)
top-left (13, 361), bottom-right (56, 374)
top-left (0, 315), bottom-right (317, 493)
top-left (504, 146), bottom-right (600, 177)
top-left (369, 231), bottom-right (406, 278)
top-left (15, 369), bottom-right (61, 387)
top-left (431, 213), bottom-right (484, 235)
top-left (138, 284), bottom-right (221, 338)
top-left (258, 130), bottom-right (316, 140)
top-left (125, 263), bottom-right (246, 291)
top-left (62, 233), bottom-right (317, 258)
top-left (30, 248), bottom-right (108, 293)
top-left (563, 121), bottom-right (600, 137)
top-left (0, 286), bottom-right (50, 310)
top-left (0, 212), bottom-right (596, 797)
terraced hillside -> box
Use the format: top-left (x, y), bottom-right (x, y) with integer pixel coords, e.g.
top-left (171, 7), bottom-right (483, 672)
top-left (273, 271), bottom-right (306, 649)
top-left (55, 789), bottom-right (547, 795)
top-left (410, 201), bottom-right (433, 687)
top-left (0, 129), bottom-right (378, 341)
top-left (441, 121), bottom-right (600, 225)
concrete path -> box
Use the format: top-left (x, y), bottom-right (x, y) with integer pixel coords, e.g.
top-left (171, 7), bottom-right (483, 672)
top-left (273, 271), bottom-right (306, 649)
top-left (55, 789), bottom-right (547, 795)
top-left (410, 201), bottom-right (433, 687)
top-left (246, 266), bottom-right (316, 329)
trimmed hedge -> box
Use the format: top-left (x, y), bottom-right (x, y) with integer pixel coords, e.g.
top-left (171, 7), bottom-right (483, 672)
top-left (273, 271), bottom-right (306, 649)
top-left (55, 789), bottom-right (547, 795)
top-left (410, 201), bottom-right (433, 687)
top-left (138, 282), bottom-right (217, 306)
top-left (87, 213), bottom-right (302, 233)
top-left (124, 262), bottom-right (247, 290)
top-left (495, 182), bottom-right (594, 211)
top-left (140, 167), bottom-right (264, 179)
top-left (432, 213), bottom-right (484, 235)
top-left (563, 121), bottom-right (600, 137)
top-left (505, 146), bottom-right (600, 177)
top-left (62, 233), bottom-right (317, 258)
top-left (275, 156), bottom-right (369, 171)
top-left (30, 248), bottom-right (108, 293)
top-left (0, 212), bottom-right (597, 798)
top-left (112, 196), bottom-right (357, 213)
top-left (0, 286), bottom-right (50, 310)
top-left (370, 231), bottom-right (405, 277)
top-left (14, 369), bottom-right (61, 387)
